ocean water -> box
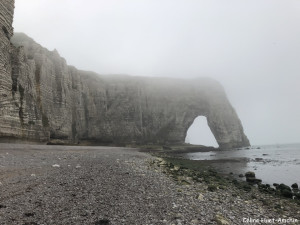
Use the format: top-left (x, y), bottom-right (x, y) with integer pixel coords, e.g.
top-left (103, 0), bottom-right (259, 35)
top-left (182, 143), bottom-right (300, 186)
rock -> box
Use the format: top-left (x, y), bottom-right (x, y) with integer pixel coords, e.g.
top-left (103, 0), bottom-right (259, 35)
top-left (197, 193), bottom-right (204, 200)
top-left (245, 171), bottom-right (255, 178)
top-left (277, 183), bottom-right (291, 192)
top-left (180, 180), bottom-right (191, 185)
top-left (52, 164), bottom-right (60, 168)
top-left (275, 183), bottom-right (294, 198)
top-left (291, 183), bottom-right (298, 189)
top-left (95, 219), bottom-right (110, 225)
top-left (159, 161), bottom-right (168, 167)
top-left (238, 174), bottom-right (244, 177)
top-left (295, 193), bottom-right (300, 200)
top-left (215, 214), bottom-right (230, 225)
top-left (247, 178), bottom-right (262, 184)
top-left (245, 171), bottom-right (261, 184)
top-left (0, 1), bottom-right (250, 149)
top-left (208, 184), bottom-right (218, 192)
top-left (241, 183), bottom-right (252, 191)
top-left (190, 219), bottom-right (199, 224)
top-left (174, 166), bottom-right (180, 171)
top-left (24, 212), bottom-right (35, 217)
top-left (174, 213), bottom-right (182, 219)
top-left (281, 189), bottom-right (293, 198)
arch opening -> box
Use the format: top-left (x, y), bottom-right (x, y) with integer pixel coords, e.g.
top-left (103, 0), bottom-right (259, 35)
top-left (185, 116), bottom-right (219, 148)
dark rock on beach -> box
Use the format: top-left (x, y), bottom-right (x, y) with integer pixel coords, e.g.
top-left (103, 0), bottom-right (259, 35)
top-left (277, 183), bottom-right (292, 192)
top-left (245, 171), bottom-right (255, 178)
top-left (245, 171), bottom-right (262, 184)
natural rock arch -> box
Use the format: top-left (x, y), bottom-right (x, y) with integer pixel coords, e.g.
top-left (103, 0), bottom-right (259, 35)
top-left (0, 1), bottom-right (250, 149)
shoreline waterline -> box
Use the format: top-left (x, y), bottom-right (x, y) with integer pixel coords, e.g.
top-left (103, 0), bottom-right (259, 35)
top-left (176, 143), bottom-right (300, 187)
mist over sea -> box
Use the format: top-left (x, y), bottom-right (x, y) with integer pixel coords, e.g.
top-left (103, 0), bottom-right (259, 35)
top-left (182, 143), bottom-right (300, 186)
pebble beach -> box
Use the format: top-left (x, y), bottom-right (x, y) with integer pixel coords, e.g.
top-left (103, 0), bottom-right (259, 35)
top-left (0, 144), bottom-right (299, 224)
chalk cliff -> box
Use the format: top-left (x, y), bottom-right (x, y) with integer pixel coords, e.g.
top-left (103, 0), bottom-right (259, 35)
top-left (0, 0), bottom-right (250, 149)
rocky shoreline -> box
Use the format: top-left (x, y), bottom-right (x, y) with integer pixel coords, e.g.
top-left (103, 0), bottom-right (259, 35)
top-left (149, 151), bottom-right (300, 224)
top-left (0, 143), bottom-right (299, 224)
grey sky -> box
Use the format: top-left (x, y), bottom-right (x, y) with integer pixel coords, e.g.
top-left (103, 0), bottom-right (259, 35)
top-left (13, 0), bottom-right (300, 145)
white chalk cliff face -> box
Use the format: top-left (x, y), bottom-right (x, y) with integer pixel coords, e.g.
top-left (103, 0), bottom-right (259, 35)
top-left (0, 0), bottom-right (250, 149)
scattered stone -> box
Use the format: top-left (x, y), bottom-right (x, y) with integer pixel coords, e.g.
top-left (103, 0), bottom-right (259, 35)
top-left (246, 177), bottom-right (262, 184)
top-left (95, 219), bottom-right (110, 225)
top-left (180, 180), bottom-right (191, 185)
top-left (208, 185), bottom-right (218, 192)
top-left (215, 214), bottom-right (230, 225)
top-left (190, 219), bottom-right (199, 224)
top-left (241, 183), bottom-right (252, 192)
top-left (174, 166), bottom-right (180, 171)
top-left (174, 213), bottom-right (182, 219)
top-left (197, 193), bottom-right (204, 200)
top-left (52, 164), bottom-right (60, 168)
top-left (24, 212), bottom-right (35, 217)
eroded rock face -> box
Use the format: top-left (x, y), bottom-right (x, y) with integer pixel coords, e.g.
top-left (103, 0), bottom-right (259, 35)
top-left (0, 0), bottom-right (250, 149)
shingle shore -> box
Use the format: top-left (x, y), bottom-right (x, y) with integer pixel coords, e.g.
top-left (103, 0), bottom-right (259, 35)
top-left (0, 144), bottom-right (299, 225)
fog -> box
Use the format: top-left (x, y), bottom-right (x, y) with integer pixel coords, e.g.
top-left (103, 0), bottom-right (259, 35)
top-left (13, 0), bottom-right (300, 145)
top-left (185, 116), bottom-right (219, 147)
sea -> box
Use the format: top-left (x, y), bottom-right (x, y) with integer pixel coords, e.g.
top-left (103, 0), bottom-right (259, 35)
top-left (181, 143), bottom-right (300, 186)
